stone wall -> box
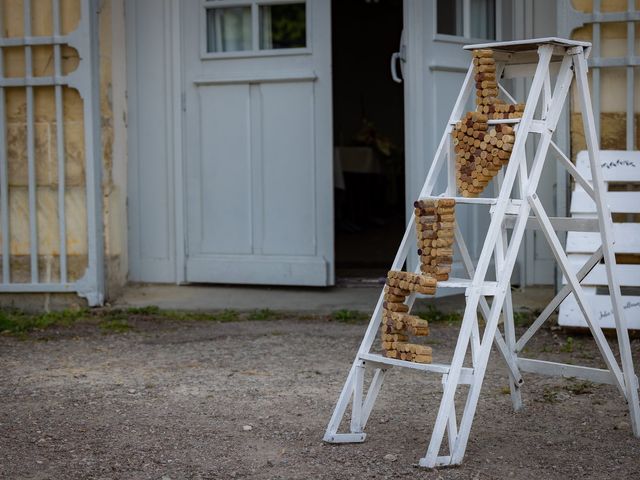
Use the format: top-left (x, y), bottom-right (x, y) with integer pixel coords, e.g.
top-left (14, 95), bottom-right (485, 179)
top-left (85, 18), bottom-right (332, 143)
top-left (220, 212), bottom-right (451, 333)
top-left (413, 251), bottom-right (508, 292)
top-left (570, 0), bottom-right (640, 157)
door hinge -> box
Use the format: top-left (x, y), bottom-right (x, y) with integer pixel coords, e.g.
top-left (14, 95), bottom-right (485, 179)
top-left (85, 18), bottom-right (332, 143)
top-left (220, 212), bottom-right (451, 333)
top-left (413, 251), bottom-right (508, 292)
top-left (181, 92), bottom-right (186, 112)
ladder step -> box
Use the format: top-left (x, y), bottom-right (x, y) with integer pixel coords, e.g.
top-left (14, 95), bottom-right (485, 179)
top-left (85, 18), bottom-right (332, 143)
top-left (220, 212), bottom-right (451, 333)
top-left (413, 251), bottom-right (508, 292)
top-left (488, 118), bottom-right (521, 125)
top-left (450, 118), bottom-right (521, 126)
top-left (414, 277), bottom-right (497, 295)
top-left (420, 195), bottom-right (497, 205)
top-left (359, 353), bottom-right (474, 384)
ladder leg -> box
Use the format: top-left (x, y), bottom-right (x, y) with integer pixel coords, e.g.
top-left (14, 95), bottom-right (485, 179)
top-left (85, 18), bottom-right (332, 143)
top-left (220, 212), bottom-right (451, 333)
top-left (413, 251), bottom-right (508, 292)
top-left (351, 362), bottom-right (365, 433)
top-left (361, 367), bottom-right (387, 429)
top-left (573, 50), bottom-right (640, 436)
top-left (496, 225), bottom-right (523, 411)
top-left (323, 366), bottom-right (357, 441)
top-left (502, 286), bottom-right (522, 410)
top-left (451, 285), bottom-right (510, 464)
top-left (442, 375), bottom-right (459, 456)
top-left (494, 166), bottom-right (523, 411)
top-left (420, 291), bottom-right (480, 467)
top-left (451, 193), bottom-right (540, 464)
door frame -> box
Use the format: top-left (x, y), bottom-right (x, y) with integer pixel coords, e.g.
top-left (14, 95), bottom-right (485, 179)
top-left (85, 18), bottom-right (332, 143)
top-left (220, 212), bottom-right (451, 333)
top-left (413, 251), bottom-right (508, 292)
top-left (171, 0), bottom-right (187, 284)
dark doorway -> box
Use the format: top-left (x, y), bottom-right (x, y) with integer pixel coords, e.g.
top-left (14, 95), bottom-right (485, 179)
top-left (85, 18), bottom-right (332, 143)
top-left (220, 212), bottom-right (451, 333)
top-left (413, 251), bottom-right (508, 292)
top-left (332, 0), bottom-right (405, 282)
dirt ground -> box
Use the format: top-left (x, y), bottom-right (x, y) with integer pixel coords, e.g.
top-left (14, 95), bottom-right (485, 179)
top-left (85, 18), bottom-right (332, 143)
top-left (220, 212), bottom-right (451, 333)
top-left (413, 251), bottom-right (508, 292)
top-left (1, 315), bottom-right (639, 480)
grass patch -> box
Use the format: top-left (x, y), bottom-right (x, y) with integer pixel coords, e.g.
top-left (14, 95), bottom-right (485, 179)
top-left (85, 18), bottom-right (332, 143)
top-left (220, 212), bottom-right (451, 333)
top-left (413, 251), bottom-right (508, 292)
top-left (330, 310), bottom-right (368, 323)
top-left (216, 309), bottom-right (240, 322)
top-left (126, 305), bottom-right (160, 315)
top-left (542, 387), bottom-right (560, 403)
top-left (159, 310), bottom-right (219, 322)
top-left (0, 304), bottom-right (290, 337)
top-left (248, 309), bottom-right (278, 321)
top-left (416, 305), bottom-right (462, 324)
top-left (0, 308), bottom-right (88, 335)
top-left (560, 336), bottom-right (576, 353)
top-left (99, 319), bottom-right (133, 333)
top-left (565, 380), bottom-right (594, 395)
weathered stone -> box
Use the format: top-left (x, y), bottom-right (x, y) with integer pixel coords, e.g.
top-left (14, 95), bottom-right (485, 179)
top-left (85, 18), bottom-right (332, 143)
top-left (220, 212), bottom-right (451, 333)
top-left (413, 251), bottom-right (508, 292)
top-left (0, 186), bottom-right (87, 256)
top-left (5, 253), bottom-right (87, 284)
top-left (571, 112), bottom-right (638, 160)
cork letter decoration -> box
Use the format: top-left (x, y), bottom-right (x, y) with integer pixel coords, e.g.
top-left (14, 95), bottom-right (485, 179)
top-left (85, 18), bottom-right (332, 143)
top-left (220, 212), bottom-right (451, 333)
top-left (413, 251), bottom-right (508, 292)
top-left (380, 199), bottom-right (456, 364)
top-left (453, 49), bottom-right (525, 197)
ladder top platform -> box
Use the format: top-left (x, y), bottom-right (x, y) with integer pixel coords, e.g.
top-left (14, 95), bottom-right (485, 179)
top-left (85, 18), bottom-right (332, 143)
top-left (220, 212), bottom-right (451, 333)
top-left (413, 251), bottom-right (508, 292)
top-left (463, 37), bottom-right (592, 52)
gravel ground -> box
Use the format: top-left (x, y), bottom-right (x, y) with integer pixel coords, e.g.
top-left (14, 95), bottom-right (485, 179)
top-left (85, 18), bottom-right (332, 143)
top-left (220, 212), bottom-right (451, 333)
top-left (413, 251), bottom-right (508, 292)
top-left (1, 316), bottom-right (639, 479)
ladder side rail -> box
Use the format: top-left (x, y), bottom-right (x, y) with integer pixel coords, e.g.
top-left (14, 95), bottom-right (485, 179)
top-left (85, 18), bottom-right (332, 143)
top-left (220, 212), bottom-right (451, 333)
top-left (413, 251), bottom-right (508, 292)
top-left (493, 173), bottom-right (523, 410)
top-left (443, 46), bottom-right (560, 464)
top-left (350, 362), bottom-right (365, 433)
top-left (543, 70), bottom-right (552, 119)
top-left (360, 367), bottom-right (387, 429)
top-left (549, 139), bottom-right (596, 198)
top-left (422, 288), bottom-right (481, 467)
top-left (450, 113), bottom-right (569, 465)
top-left (423, 46), bottom-right (555, 466)
top-left (522, 55), bottom-right (574, 197)
top-left (571, 48), bottom-right (640, 435)
top-left (324, 216), bottom-right (417, 440)
top-left (451, 193), bottom-right (543, 464)
top-left (515, 247), bottom-right (603, 351)
top-left (528, 195), bottom-right (626, 393)
top-left (442, 374), bottom-right (459, 455)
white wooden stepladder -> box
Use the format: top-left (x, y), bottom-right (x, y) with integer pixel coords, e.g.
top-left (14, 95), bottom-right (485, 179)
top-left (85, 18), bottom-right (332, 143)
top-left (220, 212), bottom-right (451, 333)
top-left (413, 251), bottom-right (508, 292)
top-left (323, 38), bottom-right (640, 468)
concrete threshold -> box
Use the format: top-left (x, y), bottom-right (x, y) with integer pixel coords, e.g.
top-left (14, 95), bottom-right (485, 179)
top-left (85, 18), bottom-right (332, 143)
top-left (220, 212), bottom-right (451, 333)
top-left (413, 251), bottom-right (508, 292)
top-left (113, 283), bottom-right (554, 315)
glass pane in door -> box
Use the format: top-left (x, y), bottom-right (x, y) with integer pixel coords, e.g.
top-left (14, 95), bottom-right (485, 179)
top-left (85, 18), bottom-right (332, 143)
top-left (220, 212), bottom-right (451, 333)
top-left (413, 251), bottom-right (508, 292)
top-left (259, 3), bottom-right (306, 49)
top-left (470, 0), bottom-right (496, 39)
top-left (206, 7), bottom-right (252, 52)
top-left (437, 0), bottom-right (463, 36)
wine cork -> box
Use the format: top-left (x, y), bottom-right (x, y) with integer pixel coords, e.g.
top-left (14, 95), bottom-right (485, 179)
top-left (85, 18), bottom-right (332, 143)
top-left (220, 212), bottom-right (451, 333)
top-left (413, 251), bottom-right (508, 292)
top-left (472, 48), bottom-right (493, 58)
top-left (477, 64), bottom-right (495, 73)
top-left (385, 286), bottom-right (410, 296)
top-left (435, 206), bottom-right (455, 214)
top-left (413, 354), bottom-right (432, 364)
top-left (434, 255), bottom-right (453, 265)
top-left (475, 73), bottom-right (496, 81)
top-left (384, 293), bottom-right (406, 303)
top-left (383, 302), bottom-right (408, 313)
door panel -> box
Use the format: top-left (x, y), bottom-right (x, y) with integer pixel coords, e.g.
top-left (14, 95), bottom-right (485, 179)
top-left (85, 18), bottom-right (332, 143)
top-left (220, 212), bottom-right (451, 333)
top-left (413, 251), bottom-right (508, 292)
top-left (261, 82), bottom-right (316, 256)
top-left (196, 84), bottom-right (252, 255)
top-left (182, 0), bottom-right (333, 286)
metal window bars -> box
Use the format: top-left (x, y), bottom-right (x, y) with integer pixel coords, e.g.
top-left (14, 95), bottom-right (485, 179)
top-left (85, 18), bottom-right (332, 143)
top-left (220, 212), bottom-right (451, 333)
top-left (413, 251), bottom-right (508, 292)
top-left (0, 0), bottom-right (103, 305)
top-left (559, 0), bottom-right (640, 150)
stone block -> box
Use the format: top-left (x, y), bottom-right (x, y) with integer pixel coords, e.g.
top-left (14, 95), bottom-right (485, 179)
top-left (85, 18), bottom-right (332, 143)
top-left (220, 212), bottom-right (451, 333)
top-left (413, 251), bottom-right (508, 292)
top-left (570, 112), bottom-right (638, 159)
top-left (0, 186), bottom-right (87, 256)
top-left (4, 253), bottom-right (87, 284)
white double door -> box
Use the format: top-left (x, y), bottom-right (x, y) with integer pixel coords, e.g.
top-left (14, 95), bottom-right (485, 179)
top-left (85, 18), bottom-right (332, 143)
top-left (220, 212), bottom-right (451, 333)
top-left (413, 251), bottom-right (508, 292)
top-left (177, 0), bottom-right (547, 286)
top-left (182, 0), bottom-right (333, 285)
